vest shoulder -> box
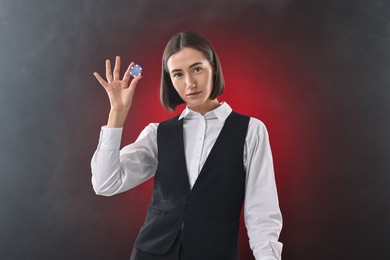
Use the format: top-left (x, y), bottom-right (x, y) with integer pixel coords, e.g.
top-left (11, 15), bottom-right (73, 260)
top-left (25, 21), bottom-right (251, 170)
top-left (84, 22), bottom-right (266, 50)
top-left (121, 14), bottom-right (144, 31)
top-left (229, 111), bottom-right (251, 126)
top-left (230, 111), bottom-right (250, 119)
top-left (231, 112), bottom-right (268, 133)
top-left (158, 115), bottom-right (181, 128)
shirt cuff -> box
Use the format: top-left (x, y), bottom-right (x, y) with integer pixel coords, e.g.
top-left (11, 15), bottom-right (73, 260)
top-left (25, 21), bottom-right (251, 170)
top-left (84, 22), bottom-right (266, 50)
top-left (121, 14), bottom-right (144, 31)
top-left (97, 126), bottom-right (123, 150)
top-left (258, 257), bottom-right (278, 260)
top-left (253, 241), bottom-right (283, 260)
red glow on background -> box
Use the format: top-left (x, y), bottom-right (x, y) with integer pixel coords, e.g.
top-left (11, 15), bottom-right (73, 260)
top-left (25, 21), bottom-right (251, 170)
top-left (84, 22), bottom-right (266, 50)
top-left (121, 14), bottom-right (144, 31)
top-left (113, 31), bottom-right (309, 258)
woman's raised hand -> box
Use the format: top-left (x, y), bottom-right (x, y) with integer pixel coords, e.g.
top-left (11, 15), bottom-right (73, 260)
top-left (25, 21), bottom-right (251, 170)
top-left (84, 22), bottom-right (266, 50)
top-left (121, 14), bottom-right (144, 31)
top-left (94, 56), bottom-right (142, 128)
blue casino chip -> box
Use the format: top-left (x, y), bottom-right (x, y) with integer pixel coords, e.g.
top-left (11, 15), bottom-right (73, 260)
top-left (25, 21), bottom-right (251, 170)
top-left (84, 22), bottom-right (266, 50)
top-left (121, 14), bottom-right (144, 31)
top-left (130, 64), bottom-right (142, 77)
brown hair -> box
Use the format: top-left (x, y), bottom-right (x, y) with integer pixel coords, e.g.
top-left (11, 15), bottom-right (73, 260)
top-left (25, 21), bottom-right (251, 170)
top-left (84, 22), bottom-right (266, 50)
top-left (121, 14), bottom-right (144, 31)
top-left (160, 31), bottom-right (225, 112)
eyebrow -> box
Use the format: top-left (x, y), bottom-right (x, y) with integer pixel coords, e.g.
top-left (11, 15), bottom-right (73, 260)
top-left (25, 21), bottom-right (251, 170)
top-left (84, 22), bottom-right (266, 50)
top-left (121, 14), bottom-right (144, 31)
top-left (170, 62), bottom-right (203, 74)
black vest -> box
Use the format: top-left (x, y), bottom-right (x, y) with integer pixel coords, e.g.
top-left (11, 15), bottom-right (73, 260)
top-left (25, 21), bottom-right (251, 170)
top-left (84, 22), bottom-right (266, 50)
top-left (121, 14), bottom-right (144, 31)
top-left (135, 111), bottom-right (250, 259)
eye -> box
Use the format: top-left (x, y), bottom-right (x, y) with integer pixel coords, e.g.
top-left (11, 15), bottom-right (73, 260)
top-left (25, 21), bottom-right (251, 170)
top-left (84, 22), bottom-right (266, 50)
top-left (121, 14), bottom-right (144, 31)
top-left (193, 67), bottom-right (203, 73)
top-left (173, 72), bottom-right (183, 79)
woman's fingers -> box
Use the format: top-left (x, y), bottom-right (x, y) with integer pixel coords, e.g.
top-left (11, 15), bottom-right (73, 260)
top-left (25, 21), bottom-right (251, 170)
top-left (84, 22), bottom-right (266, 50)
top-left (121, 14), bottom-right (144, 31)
top-left (105, 59), bottom-right (113, 82)
top-left (113, 56), bottom-right (121, 80)
top-left (94, 72), bottom-right (108, 88)
top-left (122, 62), bottom-right (135, 85)
top-left (101, 58), bottom-right (139, 89)
top-left (129, 74), bottom-right (142, 91)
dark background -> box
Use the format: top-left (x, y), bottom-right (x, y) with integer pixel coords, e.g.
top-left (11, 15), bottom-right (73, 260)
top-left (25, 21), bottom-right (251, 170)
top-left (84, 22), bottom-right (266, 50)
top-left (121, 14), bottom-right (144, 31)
top-left (1, 0), bottom-right (389, 259)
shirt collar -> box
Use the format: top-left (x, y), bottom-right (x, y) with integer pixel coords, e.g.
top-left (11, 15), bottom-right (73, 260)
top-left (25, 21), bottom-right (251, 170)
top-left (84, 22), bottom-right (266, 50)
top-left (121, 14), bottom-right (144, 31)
top-left (178, 102), bottom-right (232, 123)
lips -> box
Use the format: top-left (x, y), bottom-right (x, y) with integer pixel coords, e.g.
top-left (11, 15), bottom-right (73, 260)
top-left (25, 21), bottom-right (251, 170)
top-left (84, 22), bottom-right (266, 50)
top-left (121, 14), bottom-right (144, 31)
top-left (186, 91), bottom-right (201, 96)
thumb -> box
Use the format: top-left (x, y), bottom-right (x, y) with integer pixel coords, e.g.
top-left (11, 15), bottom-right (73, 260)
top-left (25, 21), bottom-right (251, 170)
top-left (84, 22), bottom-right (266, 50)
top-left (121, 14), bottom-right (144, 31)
top-left (128, 75), bottom-right (142, 90)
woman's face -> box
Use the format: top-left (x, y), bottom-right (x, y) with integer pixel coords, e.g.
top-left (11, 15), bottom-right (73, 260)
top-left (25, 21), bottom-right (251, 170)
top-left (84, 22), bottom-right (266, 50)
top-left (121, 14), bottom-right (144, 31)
top-left (167, 47), bottom-right (219, 114)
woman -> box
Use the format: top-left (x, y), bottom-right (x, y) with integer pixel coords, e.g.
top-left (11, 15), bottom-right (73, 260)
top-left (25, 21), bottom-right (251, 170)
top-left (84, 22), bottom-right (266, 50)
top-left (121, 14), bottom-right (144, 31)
top-left (91, 31), bottom-right (283, 260)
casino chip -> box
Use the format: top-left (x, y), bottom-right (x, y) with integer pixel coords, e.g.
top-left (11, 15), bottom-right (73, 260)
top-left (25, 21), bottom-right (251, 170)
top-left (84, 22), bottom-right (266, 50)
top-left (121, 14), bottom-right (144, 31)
top-left (130, 64), bottom-right (142, 77)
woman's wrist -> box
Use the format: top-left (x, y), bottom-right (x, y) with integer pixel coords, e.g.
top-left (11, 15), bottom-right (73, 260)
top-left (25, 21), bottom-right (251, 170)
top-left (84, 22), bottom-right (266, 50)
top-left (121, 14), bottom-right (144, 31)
top-left (107, 109), bottom-right (129, 128)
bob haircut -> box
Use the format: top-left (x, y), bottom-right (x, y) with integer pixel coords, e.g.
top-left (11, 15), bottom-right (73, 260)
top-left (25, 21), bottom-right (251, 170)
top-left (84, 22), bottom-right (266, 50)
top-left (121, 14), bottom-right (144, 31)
top-left (160, 31), bottom-right (225, 112)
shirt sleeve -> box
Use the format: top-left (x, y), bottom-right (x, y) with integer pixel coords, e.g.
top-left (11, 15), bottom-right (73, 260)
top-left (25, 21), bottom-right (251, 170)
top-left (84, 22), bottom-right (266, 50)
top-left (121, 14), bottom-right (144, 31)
top-left (90, 123), bottom-right (158, 196)
top-left (243, 118), bottom-right (283, 260)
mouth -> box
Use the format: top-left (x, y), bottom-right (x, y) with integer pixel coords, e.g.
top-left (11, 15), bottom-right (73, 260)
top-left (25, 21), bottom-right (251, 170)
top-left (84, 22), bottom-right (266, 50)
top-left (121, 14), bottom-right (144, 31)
top-left (186, 91), bottom-right (202, 97)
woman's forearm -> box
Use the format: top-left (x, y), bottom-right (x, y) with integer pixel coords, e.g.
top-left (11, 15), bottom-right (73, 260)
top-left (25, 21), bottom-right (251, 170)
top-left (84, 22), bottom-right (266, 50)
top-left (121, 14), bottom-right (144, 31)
top-left (106, 109), bottom-right (129, 128)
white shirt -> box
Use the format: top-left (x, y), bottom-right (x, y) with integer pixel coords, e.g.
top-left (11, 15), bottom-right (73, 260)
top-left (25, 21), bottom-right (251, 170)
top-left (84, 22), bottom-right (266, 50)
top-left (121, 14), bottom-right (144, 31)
top-left (91, 102), bottom-right (283, 260)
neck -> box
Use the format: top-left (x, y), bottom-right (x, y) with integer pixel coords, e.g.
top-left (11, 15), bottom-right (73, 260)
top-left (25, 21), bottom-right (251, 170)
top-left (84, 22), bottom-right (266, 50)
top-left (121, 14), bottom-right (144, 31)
top-left (188, 99), bottom-right (220, 115)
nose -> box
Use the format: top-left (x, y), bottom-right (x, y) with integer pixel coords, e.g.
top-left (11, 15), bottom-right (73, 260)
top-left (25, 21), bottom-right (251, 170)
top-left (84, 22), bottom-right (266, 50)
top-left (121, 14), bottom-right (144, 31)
top-left (185, 74), bottom-right (196, 89)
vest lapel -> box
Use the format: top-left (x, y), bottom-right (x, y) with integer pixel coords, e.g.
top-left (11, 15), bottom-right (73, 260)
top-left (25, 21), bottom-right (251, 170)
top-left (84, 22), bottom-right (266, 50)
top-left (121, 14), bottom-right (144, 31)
top-left (176, 117), bottom-right (192, 193)
top-left (190, 111), bottom-right (235, 193)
